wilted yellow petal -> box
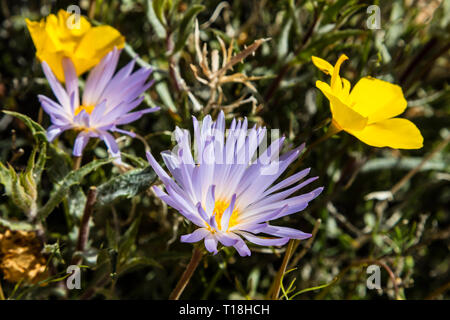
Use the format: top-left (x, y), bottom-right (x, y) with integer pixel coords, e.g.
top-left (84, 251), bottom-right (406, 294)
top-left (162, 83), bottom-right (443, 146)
top-left (312, 56), bottom-right (334, 75)
top-left (348, 118), bottom-right (423, 149)
top-left (316, 80), bottom-right (367, 131)
top-left (0, 230), bottom-right (48, 284)
top-left (350, 77), bottom-right (407, 124)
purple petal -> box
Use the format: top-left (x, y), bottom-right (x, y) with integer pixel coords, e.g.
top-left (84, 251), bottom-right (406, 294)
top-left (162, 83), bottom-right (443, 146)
top-left (99, 131), bottom-right (121, 162)
top-left (73, 131), bottom-right (92, 156)
top-left (259, 225), bottom-right (312, 240)
top-left (46, 124), bottom-right (70, 142)
top-left (41, 61), bottom-right (71, 113)
top-left (215, 232), bottom-right (238, 246)
top-left (221, 193), bottom-right (237, 231)
top-left (62, 57), bottom-right (79, 112)
top-left (114, 107), bottom-right (160, 125)
top-left (204, 234), bottom-right (218, 255)
top-left (238, 231), bottom-right (290, 246)
top-left (180, 228), bottom-right (210, 243)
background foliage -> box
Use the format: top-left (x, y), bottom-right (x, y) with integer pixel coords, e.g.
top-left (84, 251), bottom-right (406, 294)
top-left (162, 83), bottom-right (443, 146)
top-left (0, 0), bottom-right (449, 300)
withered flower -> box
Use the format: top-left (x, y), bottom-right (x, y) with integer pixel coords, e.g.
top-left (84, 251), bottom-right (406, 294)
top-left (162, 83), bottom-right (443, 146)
top-left (189, 20), bottom-right (269, 113)
top-left (0, 229), bottom-right (48, 284)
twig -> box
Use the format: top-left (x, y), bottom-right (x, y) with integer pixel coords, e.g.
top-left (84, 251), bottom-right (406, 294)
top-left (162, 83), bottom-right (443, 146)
top-left (327, 202), bottom-right (364, 237)
top-left (390, 135), bottom-right (450, 196)
top-left (169, 247), bottom-right (204, 300)
top-left (425, 281), bottom-right (450, 300)
top-left (315, 258), bottom-right (400, 300)
top-left (200, 2), bottom-right (230, 29)
top-left (71, 186), bottom-right (97, 265)
top-left (375, 135), bottom-right (450, 222)
top-left (88, 0), bottom-right (96, 20)
top-left (0, 280), bottom-right (5, 300)
top-left (289, 219), bottom-right (322, 268)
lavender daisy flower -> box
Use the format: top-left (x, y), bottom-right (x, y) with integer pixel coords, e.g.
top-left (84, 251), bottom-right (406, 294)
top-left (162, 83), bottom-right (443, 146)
top-left (147, 111), bottom-right (323, 257)
top-left (38, 47), bottom-right (159, 162)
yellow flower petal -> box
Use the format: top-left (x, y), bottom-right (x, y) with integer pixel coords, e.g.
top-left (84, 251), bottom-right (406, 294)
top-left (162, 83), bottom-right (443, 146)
top-left (316, 80), bottom-right (367, 131)
top-left (56, 9), bottom-right (90, 37)
top-left (347, 118), bottom-right (423, 149)
top-left (330, 54), bottom-right (348, 92)
top-left (36, 51), bottom-right (67, 82)
top-left (350, 77), bottom-right (407, 124)
top-left (25, 18), bottom-right (46, 52)
top-left (312, 56), bottom-right (334, 75)
top-left (26, 10), bottom-right (125, 82)
top-left (74, 25), bottom-right (125, 74)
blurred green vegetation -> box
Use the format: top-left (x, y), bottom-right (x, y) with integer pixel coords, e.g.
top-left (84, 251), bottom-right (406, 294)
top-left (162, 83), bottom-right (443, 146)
top-left (0, 0), bottom-right (449, 300)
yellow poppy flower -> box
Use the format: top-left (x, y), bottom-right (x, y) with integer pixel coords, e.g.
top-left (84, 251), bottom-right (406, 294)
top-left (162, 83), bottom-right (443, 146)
top-left (26, 9), bottom-right (125, 82)
top-left (312, 54), bottom-right (423, 149)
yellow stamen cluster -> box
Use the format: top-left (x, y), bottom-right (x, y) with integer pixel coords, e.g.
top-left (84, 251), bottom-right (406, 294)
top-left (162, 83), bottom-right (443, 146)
top-left (74, 104), bottom-right (95, 116)
top-left (208, 200), bottom-right (240, 232)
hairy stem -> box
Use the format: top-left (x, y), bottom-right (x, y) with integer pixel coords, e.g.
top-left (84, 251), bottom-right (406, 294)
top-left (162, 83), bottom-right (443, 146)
top-left (169, 247), bottom-right (204, 300)
top-left (73, 155), bottom-right (82, 170)
top-left (268, 239), bottom-right (296, 300)
top-left (71, 186), bottom-right (97, 265)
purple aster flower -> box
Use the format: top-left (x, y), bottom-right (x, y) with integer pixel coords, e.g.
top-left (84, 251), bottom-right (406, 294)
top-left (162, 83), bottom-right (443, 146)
top-left (38, 47), bottom-right (160, 163)
top-left (147, 111), bottom-right (323, 257)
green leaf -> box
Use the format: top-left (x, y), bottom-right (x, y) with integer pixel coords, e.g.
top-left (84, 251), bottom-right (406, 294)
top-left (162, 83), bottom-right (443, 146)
top-left (46, 144), bottom-right (72, 183)
top-left (146, 0), bottom-right (166, 38)
top-left (152, 69), bottom-right (178, 112)
top-left (96, 166), bottom-right (157, 207)
top-left (0, 217), bottom-right (34, 231)
top-left (38, 158), bottom-right (112, 220)
top-left (152, 0), bottom-right (168, 26)
top-left (118, 257), bottom-right (162, 276)
top-left (10, 164), bottom-right (34, 212)
top-left (66, 186), bottom-right (86, 221)
top-left (174, 5), bottom-right (205, 53)
top-left (293, 29), bottom-right (367, 64)
top-left (32, 142), bottom-right (47, 186)
top-left (120, 152), bottom-right (149, 168)
top-left (2, 110), bottom-right (47, 143)
top-left (118, 215), bottom-right (142, 266)
top-left (0, 161), bottom-right (12, 195)
top-left (290, 277), bottom-right (338, 299)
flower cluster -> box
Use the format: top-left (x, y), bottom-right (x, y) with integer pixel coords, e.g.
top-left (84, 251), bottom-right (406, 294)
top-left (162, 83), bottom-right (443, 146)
top-left (24, 9), bottom-right (423, 259)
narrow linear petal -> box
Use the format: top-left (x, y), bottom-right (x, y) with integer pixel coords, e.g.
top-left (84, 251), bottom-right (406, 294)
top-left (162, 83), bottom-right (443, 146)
top-left (180, 228), bottom-right (210, 243)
